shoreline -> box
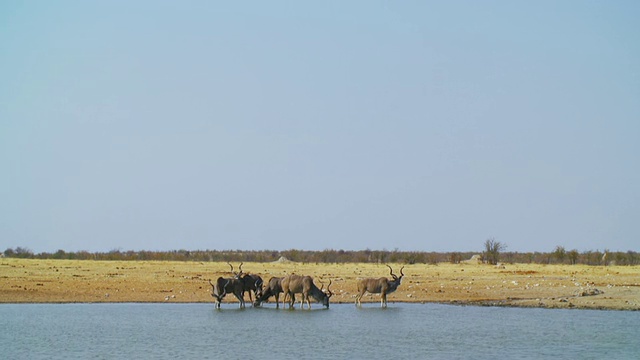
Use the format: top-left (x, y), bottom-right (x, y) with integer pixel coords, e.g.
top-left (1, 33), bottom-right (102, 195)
top-left (2, 258), bottom-right (638, 311)
top-left (2, 300), bottom-right (634, 312)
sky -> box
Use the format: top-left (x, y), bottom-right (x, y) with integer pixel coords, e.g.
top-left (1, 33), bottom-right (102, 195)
top-left (1, 1), bottom-right (639, 254)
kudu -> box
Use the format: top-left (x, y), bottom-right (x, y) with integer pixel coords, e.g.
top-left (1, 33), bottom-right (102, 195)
top-left (233, 262), bottom-right (264, 305)
top-left (209, 276), bottom-right (245, 308)
top-left (281, 274), bottom-right (332, 309)
top-left (253, 276), bottom-right (284, 308)
top-left (355, 265), bottom-right (405, 307)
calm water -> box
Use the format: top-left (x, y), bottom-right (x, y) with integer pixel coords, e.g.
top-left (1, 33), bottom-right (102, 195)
top-left (1, 302), bottom-right (638, 359)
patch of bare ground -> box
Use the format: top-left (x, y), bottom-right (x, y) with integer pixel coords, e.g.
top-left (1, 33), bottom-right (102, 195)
top-left (1, 259), bottom-right (638, 310)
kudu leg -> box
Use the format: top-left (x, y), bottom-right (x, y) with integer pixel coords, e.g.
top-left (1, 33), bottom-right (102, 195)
top-left (284, 292), bottom-right (295, 309)
top-left (355, 291), bottom-right (364, 307)
top-left (234, 292), bottom-right (245, 308)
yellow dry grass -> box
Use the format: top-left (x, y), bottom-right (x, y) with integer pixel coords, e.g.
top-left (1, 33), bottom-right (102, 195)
top-left (1, 258), bottom-right (638, 310)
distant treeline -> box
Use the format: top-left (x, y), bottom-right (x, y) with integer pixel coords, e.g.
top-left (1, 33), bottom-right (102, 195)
top-left (3, 247), bottom-right (639, 266)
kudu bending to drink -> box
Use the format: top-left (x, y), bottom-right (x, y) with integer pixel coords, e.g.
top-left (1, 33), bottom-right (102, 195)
top-left (253, 276), bottom-right (284, 308)
top-left (281, 274), bottom-right (332, 309)
top-left (209, 276), bottom-right (245, 308)
top-left (208, 262), bottom-right (252, 308)
top-left (355, 265), bottom-right (404, 307)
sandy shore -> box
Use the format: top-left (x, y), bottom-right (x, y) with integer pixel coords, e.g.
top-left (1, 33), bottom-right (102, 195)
top-left (1, 258), bottom-right (638, 310)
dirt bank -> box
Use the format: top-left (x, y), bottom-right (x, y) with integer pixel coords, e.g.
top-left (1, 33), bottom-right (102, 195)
top-left (1, 259), bottom-right (638, 310)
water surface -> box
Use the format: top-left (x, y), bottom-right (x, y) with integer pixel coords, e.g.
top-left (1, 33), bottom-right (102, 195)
top-left (2, 303), bottom-right (638, 359)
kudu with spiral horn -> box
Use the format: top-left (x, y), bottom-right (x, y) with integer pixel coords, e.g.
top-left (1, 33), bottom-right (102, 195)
top-left (355, 265), bottom-right (404, 307)
top-left (233, 262), bottom-right (264, 305)
top-left (209, 263), bottom-right (245, 308)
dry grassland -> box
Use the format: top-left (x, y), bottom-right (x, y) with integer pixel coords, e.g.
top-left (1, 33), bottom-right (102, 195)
top-left (1, 258), bottom-right (638, 310)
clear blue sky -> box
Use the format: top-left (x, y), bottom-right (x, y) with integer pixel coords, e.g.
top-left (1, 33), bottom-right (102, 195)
top-left (1, 1), bottom-right (638, 254)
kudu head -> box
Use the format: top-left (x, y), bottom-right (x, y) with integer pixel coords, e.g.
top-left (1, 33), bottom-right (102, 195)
top-left (319, 279), bottom-right (333, 308)
top-left (254, 277), bottom-right (264, 299)
top-left (209, 277), bottom-right (229, 307)
top-left (386, 265), bottom-right (405, 285)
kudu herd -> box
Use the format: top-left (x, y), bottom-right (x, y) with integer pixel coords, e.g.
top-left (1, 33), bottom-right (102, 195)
top-left (209, 263), bottom-right (405, 309)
